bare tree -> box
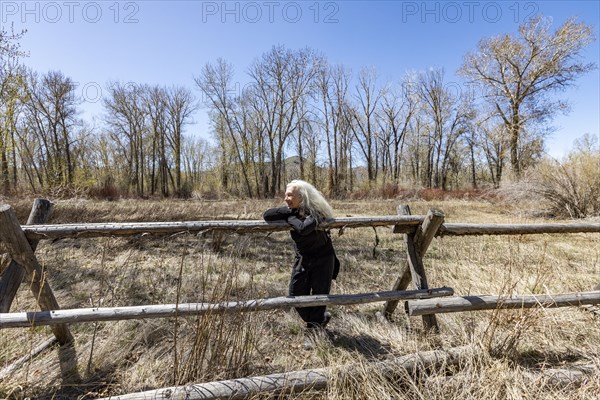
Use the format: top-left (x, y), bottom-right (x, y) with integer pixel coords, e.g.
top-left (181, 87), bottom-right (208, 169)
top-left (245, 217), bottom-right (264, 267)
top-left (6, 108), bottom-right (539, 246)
top-left (247, 46), bottom-right (321, 195)
top-left (315, 63), bottom-right (353, 195)
top-left (104, 82), bottom-right (148, 196)
top-left (480, 123), bottom-right (508, 188)
top-left (377, 76), bottom-right (418, 184)
top-left (25, 70), bottom-right (80, 188)
top-left (417, 68), bottom-right (472, 189)
top-left (14, 123), bottom-right (44, 191)
top-left (460, 16), bottom-right (595, 177)
top-left (182, 133), bottom-right (212, 194)
top-left (464, 125), bottom-right (480, 189)
top-left (0, 27), bottom-right (27, 194)
top-left (0, 69), bottom-right (26, 194)
top-left (350, 67), bottom-right (383, 183)
top-left (165, 86), bottom-right (196, 196)
top-left (196, 59), bottom-right (254, 197)
top-left (144, 85), bottom-right (169, 196)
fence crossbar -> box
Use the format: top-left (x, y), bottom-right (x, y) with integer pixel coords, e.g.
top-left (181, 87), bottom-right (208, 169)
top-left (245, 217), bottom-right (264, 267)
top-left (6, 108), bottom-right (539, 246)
top-left (439, 223), bottom-right (600, 236)
top-left (405, 291), bottom-right (600, 316)
top-left (19, 216), bottom-right (426, 240)
top-left (0, 287), bottom-right (453, 328)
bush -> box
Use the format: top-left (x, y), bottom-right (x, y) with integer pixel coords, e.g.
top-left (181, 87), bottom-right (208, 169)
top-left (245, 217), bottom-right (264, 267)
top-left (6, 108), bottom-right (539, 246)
top-left (176, 181), bottom-right (194, 199)
top-left (88, 178), bottom-right (121, 201)
top-left (525, 147), bottom-right (600, 218)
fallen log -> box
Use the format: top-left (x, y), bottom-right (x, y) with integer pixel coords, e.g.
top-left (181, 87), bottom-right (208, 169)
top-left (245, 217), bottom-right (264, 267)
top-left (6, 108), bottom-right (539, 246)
top-left (405, 291), bottom-right (600, 316)
top-left (0, 336), bottom-right (58, 380)
top-left (0, 287), bottom-right (453, 328)
top-left (425, 363), bottom-right (599, 389)
top-left (524, 364), bottom-right (599, 388)
top-left (97, 345), bottom-right (477, 400)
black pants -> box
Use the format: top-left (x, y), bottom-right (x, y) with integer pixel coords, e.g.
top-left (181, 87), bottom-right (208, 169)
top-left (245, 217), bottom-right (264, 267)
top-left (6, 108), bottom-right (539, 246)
top-left (289, 253), bottom-right (335, 327)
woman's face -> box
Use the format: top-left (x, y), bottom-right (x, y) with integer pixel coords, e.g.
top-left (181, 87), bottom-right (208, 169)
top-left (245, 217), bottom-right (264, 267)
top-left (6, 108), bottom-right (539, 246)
top-left (284, 186), bottom-right (301, 209)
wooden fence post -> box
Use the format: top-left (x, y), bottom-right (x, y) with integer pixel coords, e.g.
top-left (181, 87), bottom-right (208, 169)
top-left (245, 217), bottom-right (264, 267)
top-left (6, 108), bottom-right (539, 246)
top-left (0, 199), bottom-right (53, 313)
top-left (384, 206), bottom-right (444, 332)
top-left (0, 204), bottom-right (73, 345)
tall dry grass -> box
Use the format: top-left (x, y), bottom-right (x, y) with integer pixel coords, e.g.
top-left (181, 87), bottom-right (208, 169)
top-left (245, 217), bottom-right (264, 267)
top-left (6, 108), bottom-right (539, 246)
top-left (500, 147), bottom-right (600, 219)
top-left (0, 198), bottom-right (598, 399)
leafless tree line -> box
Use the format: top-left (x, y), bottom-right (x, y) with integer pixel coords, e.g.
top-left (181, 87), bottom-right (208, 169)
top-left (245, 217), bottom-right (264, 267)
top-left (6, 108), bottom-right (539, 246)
top-left (102, 82), bottom-right (196, 197)
top-left (197, 49), bottom-right (482, 197)
top-left (0, 17), bottom-right (594, 198)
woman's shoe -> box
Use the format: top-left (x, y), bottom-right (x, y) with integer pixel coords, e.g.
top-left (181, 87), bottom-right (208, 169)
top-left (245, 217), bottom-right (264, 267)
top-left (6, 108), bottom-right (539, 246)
top-left (320, 311), bottom-right (331, 329)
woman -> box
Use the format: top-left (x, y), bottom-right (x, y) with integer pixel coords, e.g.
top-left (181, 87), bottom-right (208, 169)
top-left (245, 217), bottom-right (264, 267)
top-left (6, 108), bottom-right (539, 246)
top-left (263, 180), bottom-right (339, 340)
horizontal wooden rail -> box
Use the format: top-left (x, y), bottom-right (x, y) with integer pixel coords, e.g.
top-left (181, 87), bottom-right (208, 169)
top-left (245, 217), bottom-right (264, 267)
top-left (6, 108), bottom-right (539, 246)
top-left (17, 220), bottom-right (599, 242)
top-left (20, 216), bottom-right (425, 241)
top-left (405, 291), bottom-right (600, 316)
top-left (0, 288), bottom-right (453, 328)
top-left (438, 223), bottom-right (600, 236)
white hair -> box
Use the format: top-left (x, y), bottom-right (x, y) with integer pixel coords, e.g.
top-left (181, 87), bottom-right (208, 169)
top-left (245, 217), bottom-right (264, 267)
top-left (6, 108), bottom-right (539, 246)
top-left (287, 180), bottom-right (334, 222)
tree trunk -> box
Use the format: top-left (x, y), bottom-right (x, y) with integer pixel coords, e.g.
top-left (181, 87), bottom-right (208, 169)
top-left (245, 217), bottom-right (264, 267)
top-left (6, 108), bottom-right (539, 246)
top-left (510, 110), bottom-right (520, 178)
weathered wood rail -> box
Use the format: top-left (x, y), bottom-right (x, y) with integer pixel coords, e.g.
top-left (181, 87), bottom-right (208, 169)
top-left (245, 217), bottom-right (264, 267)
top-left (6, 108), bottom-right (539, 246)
top-left (19, 216), bottom-right (424, 240)
top-left (0, 204), bottom-right (73, 345)
top-left (439, 223), bottom-right (600, 236)
top-left (405, 291), bottom-right (600, 316)
top-left (0, 287), bottom-right (453, 328)
top-left (17, 219), bottom-right (600, 241)
top-left (0, 199), bottom-right (53, 313)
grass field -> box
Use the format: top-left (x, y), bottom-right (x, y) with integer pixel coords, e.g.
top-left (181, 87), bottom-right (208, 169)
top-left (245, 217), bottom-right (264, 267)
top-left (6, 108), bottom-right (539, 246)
top-left (0, 197), bottom-right (598, 399)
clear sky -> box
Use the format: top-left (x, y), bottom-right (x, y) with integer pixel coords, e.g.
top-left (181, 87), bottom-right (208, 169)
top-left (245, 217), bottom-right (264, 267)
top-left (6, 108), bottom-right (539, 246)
top-left (2, 0), bottom-right (599, 158)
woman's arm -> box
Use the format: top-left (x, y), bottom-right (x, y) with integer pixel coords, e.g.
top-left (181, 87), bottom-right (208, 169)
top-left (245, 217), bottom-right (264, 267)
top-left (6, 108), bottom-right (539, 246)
top-left (287, 214), bottom-right (317, 235)
top-left (263, 207), bottom-right (295, 221)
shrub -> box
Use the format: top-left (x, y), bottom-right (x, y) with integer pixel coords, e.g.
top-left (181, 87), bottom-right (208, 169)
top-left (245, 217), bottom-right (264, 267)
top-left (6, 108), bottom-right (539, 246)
top-left (176, 181), bottom-right (194, 199)
top-left (525, 146), bottom-right (600, 218)
top-left (88, 178), bottom-right (121, 201)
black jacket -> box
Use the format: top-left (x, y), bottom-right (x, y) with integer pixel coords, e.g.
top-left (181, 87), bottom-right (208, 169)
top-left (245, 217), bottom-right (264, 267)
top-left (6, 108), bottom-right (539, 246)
top-left (263, 207), bottom-right (334, 260)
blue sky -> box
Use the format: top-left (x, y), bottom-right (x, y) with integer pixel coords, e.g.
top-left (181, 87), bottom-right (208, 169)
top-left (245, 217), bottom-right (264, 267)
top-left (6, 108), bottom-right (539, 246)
top-left (2, 0), bottom-right (599, 158)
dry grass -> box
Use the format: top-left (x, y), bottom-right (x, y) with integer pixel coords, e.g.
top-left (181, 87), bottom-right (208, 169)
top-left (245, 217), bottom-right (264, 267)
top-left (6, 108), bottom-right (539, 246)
top-left (0, 197), bottom-right (598, 399)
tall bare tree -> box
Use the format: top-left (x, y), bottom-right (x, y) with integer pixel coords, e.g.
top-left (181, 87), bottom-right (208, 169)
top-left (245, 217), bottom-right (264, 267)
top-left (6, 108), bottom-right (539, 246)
top-left (417, 68), bottom-right (472, 189)
top-left (144, 85), bottom-right (169, 196)
top-left (166, 86), bottom-right (196, 196)
top-left (315, 63), bottom-right (353, 195)
top-left (460, 16), bottom-right (595, 177)
top-left (247, 46), bottom-right (321, 195)
top-left (0, 27), bottom-right (27, 194)
top-left (25, 70), bottom-right (80, 187)
top-left (104, 82), bottom-right (148, 196)
top-left (182, 134), bottom-right (212, 194)
top-left (196, 59), bottom-right (255, 197)
top-left (350, 67), bottom-right (382, 183)
top-left (479, 122), bottom-right (509, 188)
top-left (377, 76), bottom-right (418, 183)
top-left (0, 69), bottom-right (26, 194)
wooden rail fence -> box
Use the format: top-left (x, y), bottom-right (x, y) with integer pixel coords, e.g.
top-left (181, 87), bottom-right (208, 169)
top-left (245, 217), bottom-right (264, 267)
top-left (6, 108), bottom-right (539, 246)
top-left (0, 199), bottom-right (599, 396)
top-left (0, 288), bottom-right (454, 328)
